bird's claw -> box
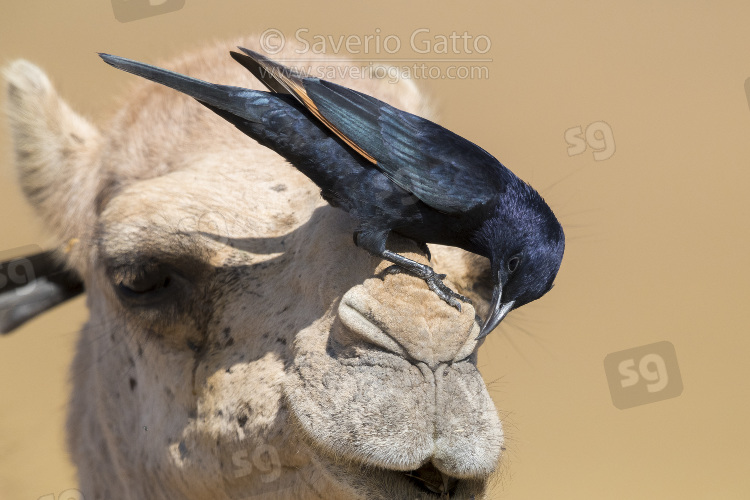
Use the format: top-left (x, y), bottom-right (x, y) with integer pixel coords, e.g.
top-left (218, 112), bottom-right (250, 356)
top-left (425, 274), bottom-right (471, 312)
top-left (380, 264), bottom-right (471, 311)
top-left (416, 241), bottom-right (432, 261)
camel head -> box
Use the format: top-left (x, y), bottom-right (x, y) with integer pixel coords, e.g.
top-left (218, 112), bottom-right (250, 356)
top-left (3, 37), bottom-right (503, 499)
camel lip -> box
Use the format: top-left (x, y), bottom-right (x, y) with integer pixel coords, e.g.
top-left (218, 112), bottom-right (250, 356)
top-left (286, 407), bottom-right (492, 499)
top-left (357, 462), bottom-right (479, 500)
top-left (404, 462), bottom-right (460, 497)
top-left (304, 442), bottom-right (486, 500)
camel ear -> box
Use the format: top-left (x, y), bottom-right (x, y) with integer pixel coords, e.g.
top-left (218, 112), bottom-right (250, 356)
top-left (3, 60), bottom-right (101, 245)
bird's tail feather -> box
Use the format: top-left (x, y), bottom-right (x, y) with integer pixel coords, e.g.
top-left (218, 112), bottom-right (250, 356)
top-left (99, 53), bottom-right (265, 124)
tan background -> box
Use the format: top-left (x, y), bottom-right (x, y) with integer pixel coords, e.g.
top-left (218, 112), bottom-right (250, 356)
top-left (1, 1), bottom-right (749, 498)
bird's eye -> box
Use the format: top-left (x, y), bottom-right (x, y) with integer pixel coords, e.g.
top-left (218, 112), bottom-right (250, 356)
top-left (115, 266), bottom-right (177, 305)
top-left (507, 256), bottom-right (521, 273)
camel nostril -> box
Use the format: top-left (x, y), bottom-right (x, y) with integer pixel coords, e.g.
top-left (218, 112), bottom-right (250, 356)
top-left (338, 296), bottom-right (408, 357)
top-left (404, 462), bottom-right (459, 497)
top-left (338, 284), bottom-right (481, 368)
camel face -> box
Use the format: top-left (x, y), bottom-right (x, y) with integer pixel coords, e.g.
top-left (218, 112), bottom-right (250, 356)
top-left (4, 37), bottom-right (503, 499)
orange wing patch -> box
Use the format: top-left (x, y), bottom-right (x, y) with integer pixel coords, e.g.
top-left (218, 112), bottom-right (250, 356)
top-left (250, 56), bottom-right (378, 165)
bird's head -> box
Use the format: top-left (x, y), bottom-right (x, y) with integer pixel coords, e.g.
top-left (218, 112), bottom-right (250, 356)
top-left (475, 183), bottom-right (565, 339)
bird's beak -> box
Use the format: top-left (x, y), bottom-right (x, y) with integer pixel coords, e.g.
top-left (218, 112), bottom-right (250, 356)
top-left (478, 284), bottom-right (515, 339)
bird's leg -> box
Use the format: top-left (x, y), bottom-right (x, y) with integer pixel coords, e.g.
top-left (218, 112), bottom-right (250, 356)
top-left (379, 250), bottom-right (470, 311)
top-left (354, 230), bottom-right (468, 310)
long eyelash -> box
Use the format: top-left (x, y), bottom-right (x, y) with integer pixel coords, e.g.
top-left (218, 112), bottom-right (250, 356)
top-left (110, 259), bottom-right (162, 284)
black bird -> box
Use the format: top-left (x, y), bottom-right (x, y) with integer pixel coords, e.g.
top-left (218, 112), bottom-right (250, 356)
top-left (99, 50), bottom-right (564, 339)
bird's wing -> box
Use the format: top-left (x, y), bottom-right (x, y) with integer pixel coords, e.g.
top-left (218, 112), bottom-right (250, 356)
top-left (230, 49), bottom-right (377, 163)
top-left (232, 48), bottom-right (512, 213)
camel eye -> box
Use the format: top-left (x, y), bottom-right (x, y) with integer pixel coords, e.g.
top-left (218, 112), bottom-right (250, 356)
top-left (115, 265), bottom-right (178, 304)
top-left (507, 256), bottom-right (521, 273)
